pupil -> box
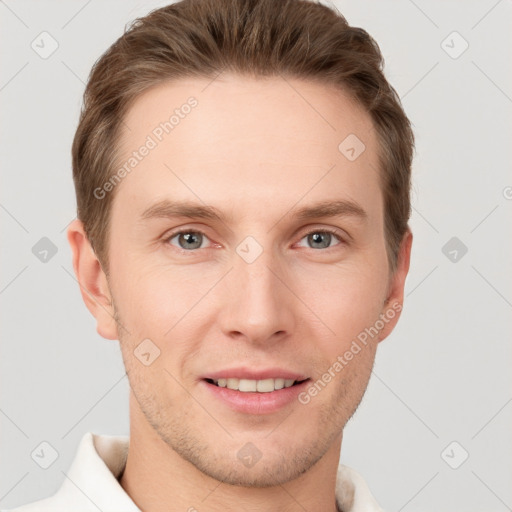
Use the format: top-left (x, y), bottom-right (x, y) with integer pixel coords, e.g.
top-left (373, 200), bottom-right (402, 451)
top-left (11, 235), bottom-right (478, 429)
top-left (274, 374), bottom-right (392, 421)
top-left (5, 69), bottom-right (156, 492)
top-left (309, 232), bottom-right (330, 249)
top-left (180, 232), bottom-right (202, 249)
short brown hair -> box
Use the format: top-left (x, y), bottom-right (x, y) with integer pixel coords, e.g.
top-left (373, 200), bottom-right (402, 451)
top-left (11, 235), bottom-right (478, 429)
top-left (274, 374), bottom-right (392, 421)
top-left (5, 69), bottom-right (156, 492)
top-left (72, 0), bottom-right (414, 275)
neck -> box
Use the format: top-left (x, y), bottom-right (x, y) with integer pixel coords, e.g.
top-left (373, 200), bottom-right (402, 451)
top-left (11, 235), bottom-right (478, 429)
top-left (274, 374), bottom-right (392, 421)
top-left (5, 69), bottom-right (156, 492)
top-left (119, 393), bottom-right (342, 512)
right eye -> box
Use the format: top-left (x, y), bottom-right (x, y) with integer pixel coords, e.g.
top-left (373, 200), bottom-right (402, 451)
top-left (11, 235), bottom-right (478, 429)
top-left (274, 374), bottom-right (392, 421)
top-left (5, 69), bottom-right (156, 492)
top-left (165, 230), bottom-right (212, 251)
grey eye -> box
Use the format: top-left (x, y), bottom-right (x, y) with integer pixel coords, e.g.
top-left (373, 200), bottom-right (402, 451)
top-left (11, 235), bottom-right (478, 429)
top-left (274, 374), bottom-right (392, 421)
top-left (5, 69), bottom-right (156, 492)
top-left (307, 232), bottom-right (333, 249)
top-left (171, 232), bottom-right (204, 250)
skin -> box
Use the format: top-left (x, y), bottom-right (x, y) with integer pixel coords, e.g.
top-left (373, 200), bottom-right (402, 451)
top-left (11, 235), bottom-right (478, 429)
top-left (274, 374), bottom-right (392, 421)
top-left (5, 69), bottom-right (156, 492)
top-left (68, 74), bottom-right (412, 512)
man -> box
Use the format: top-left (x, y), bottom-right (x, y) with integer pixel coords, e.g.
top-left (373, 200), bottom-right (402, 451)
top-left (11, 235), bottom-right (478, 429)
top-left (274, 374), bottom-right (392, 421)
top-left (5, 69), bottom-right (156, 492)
top-left (6, 0), bottom-right (413, 510)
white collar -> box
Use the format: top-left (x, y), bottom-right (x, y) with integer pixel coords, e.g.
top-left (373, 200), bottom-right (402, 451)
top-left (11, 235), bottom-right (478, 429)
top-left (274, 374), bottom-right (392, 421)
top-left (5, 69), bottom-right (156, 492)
top-left (9, 432), bottom-right (384, 512)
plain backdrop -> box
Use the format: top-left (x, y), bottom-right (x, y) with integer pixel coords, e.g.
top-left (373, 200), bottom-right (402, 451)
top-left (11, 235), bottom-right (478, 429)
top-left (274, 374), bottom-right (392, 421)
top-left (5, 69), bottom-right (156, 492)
top-left (1, 1), bottom-right (511, 510)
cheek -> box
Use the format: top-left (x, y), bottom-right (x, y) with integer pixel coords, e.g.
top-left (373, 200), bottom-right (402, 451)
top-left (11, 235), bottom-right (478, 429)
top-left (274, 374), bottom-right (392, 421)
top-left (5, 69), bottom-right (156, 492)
top-left (113, 267), bottom-right (200, 392)
top-left (294, 260), bottom-right (388, 339)
top-left (110, 259), bottom-right (199, 335)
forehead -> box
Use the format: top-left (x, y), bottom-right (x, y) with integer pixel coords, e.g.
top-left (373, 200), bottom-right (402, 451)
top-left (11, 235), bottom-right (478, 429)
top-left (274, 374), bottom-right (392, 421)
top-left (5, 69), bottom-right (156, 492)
top-left (113, 74), bottom-right (381, 222)
top-left (120, 73), bottom-right (376, 155)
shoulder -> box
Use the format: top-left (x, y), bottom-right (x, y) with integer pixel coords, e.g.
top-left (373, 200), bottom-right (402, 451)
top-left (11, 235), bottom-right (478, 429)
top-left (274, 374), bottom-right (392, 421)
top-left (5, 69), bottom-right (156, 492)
top-left (336, 464), bottom-right (386, 512)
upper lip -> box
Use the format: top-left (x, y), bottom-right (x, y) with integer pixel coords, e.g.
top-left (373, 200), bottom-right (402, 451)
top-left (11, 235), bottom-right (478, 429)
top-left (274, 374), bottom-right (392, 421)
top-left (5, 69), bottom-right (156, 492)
top-left (203, 367), bottom-right (309, 381)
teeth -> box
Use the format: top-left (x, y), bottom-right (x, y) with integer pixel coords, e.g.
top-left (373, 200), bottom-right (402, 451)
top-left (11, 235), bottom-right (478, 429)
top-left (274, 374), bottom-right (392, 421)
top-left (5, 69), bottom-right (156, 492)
top-left (274, 378), bottom-right (285, 390)
top-left (212, 377), bottom-right (300, 392)
top-left (240, 379), bottom-right (257, 392)
top-left (226, 378), bottom-right (239, 390)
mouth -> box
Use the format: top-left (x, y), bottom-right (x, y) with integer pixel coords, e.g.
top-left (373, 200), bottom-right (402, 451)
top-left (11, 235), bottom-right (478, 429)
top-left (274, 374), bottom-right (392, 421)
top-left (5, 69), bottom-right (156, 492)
top-left (201, 376), bottom-right (312, 414)
top-left (203, 377), bottom-right (310, 393)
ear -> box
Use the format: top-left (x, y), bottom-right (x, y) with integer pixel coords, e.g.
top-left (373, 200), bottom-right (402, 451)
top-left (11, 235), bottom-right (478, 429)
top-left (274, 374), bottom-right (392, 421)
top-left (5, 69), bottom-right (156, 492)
top-left (377, 227), bottom-right (413, 343)
top-left (67, 219), bottom-right (118, 340)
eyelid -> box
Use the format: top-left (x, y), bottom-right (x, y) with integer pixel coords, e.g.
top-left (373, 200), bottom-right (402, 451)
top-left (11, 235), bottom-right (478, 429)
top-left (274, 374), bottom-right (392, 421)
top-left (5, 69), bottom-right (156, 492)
top-left (301, 226), bottom-right (344, 238)
top-left (295, 226), bottom-right (347, 248)
top-left (164, 227), bottom-right (217, 252)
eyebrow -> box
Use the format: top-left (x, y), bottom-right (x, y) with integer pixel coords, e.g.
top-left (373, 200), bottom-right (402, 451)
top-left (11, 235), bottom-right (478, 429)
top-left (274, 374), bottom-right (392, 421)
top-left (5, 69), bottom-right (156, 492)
top-left (140, 199), bottom-right (367, 223)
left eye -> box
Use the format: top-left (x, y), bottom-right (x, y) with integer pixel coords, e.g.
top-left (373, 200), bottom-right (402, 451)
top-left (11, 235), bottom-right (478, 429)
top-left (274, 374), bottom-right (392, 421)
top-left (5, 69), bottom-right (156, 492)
top-left (297, 230), bottom-right (342, 250)
top-left (167, 231), bottom-right (210, 250)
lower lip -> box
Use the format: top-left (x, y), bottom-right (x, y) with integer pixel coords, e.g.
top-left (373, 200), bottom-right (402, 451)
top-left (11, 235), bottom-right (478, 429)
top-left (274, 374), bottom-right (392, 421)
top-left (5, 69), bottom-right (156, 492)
top-left (201, 379), bottom-right (311, 415)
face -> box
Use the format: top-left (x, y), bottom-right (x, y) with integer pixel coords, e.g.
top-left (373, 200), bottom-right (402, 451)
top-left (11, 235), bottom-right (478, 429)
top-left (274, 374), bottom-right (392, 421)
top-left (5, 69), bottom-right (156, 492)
top-left (71, 74), bottom-right (411, 487)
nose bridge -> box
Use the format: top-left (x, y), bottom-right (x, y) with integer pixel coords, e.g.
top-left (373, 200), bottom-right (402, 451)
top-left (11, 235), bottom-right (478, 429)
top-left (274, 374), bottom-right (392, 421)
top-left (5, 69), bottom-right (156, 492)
top-left (221, 239), bottom-right (295, 342)
top-left (237, 250), bottom-right (277, 303)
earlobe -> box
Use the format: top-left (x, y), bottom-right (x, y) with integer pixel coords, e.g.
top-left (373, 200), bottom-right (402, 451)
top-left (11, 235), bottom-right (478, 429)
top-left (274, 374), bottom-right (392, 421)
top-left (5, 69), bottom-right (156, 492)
top-left (378, 228), bottom-right (413, 342)
top-left (67, 219), bottom-right (119, 340)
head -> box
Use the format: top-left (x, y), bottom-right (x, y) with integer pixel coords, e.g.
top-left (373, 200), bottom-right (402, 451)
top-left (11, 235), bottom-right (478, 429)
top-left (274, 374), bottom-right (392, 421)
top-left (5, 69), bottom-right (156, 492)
top-left (68, 0), bottom-right (413, 488)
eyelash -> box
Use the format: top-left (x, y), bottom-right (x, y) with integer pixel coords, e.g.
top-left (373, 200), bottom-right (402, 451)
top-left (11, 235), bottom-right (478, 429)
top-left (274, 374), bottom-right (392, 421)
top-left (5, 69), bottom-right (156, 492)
top-left (163, 227), bottom-right (346, 253)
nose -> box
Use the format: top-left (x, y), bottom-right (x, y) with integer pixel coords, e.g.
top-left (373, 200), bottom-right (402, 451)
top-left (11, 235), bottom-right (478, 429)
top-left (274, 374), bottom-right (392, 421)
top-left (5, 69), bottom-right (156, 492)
top-left (217, 245), bottom-right (296, 346)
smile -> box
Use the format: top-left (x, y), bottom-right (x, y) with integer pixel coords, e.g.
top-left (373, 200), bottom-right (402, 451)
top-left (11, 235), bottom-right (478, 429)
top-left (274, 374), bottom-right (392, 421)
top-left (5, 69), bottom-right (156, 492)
top-left (205, 377), bottom-right (308, 393)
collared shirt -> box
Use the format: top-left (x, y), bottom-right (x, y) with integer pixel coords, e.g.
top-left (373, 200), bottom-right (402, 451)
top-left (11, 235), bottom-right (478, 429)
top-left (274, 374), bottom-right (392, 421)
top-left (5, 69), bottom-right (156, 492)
top-left (3, 432), bottom-right (384, 512)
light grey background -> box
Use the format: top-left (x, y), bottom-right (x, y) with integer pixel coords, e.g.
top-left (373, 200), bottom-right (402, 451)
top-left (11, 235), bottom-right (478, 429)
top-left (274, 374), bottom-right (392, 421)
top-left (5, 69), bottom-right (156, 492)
top-left (1, 0), bottom-right (511, 510)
